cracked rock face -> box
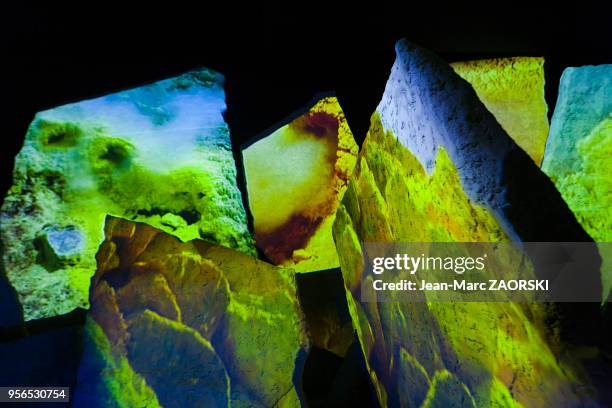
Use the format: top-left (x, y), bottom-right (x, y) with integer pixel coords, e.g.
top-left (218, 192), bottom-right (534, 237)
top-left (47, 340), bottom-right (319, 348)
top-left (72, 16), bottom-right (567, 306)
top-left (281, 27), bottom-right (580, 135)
top-left (451, 57), bottom-right (549, 165)
top-left (242, 97), bottom-right (358, 272)
top-left (0, 69), bottom-right (254, 321)
top-left (332, 40), bottom-right (599, 408)
top-left (76, 216), bottom-right (308, 408)
top-left (541, 64), bottom-right (612, 297)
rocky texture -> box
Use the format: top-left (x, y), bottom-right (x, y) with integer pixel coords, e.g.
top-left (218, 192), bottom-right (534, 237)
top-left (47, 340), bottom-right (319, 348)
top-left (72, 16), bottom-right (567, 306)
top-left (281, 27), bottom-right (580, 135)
top-left (243, 97), bottom-right (358, 272)
top-left (0, 270), bottom-right (22, 327)
top-left (332, 40), bottom-right (601, 407)
top-left (0, 69), bottom-right (254, 321)
top-left (74, 318), bottom-right (161, 408)
top-left (376, 42), bottom-right (594, 246)
top-left (396, 348), bottom-right (430, 408)
top-left (421, 371), bottom-right (477, 408)
top-left (126, 311), bottom-right (230, 408)
top-left (76, 216), bottom-right (307, 407)
top-left (451, 57), bottom-right (549, 165)
top-left (541, 64), bottom-right (612, 297)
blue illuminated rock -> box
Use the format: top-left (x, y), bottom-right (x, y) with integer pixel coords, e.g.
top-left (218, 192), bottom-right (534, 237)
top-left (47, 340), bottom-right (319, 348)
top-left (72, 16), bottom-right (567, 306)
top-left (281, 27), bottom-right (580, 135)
top-left (242, 97), bottom-right (358, 273)
top-left (541, 64), bottom-right (612, 297)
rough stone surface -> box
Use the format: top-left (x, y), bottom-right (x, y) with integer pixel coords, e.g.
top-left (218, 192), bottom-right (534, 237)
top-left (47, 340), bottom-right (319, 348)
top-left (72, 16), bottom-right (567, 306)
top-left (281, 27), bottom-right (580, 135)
top-left (0, 69), bottom-right (254, 321)
top-left (1, 323), bottom-right (82, 389)
top-left (296, 269), bottom-right (355, 358)
top-left (35, 225), bottom-right (84, 270)
top-left (243, 96), bottom-right (358, 272)
top-left (541, 64), bottom-right (612, 297)
top-left (77, 216), bottom-right (307, 407)
top-left (451, 57), bottom-right (549, 165)
top-left (397, 348), bottom-right (431, 408)
top-left (74, 318), bottom-right (161, 408)
top-left (332, 40), bottom-right (600, 408)
top-left (376, 41), bottom-right (594, 245)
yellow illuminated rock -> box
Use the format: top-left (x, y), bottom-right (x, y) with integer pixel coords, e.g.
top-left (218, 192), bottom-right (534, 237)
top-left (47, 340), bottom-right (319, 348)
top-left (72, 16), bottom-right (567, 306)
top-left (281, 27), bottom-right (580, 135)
top-left (451, 57), bottom-right (549, 165)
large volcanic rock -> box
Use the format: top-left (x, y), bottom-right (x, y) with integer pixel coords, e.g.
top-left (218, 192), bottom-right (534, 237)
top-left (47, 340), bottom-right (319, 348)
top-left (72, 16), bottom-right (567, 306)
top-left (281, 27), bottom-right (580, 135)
top-left (0, 69), bottom-right (254, 321)
top-left (451, 57), bottom-right (549, 165)
top-left (332, 40), bottom-right (601, 407)
top-left (242, 96), bottom-right (358, 272)
top-left (541, 64), bottom-right (612, 297)
top-left (75, 216), bottom-right (308, 407)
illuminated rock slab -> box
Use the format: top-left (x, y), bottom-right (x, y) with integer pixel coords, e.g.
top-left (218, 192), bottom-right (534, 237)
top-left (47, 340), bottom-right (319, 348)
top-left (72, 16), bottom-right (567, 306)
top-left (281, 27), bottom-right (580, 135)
top-left (74, 319), bottom-right (162, 408)
top-left (451, 57), bottom-right (549, 165)
top-left (243, 97), bottom-right (358, 272)
top-left (333, 40), bottom-right (599, 407)
top-left (541, 64), bottom-right (612, 297)
top-left (0, 69), bottom-right (254, 321)
top-left (76, 216), bottom-right (307, 407)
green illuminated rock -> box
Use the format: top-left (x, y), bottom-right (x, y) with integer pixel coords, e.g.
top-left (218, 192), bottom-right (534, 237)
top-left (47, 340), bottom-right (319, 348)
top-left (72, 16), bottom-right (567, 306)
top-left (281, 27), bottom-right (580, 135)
top-left (0, 69), bottom-right (255, 321)
top-left (126, 310), bottom-right (230, 408)
top-left (333, 41), bottom-right (599, 407)
top-left (79, 216), bottom-right (307, 407)
top-left (451, 57), bottom-right (549, 165)
top-left (396, 348), bottom-right (430, 408)
top-left (541, 64), bottom-right (612, 297)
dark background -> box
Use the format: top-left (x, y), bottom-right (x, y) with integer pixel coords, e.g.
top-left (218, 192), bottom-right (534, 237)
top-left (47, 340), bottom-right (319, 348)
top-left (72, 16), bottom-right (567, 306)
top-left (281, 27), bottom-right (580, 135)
top-left (3, 3), bottom-right (611, 200)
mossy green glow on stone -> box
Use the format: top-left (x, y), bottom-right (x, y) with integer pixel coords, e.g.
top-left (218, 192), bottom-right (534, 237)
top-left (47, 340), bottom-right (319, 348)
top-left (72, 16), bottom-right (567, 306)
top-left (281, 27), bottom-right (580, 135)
top-left (542, 65), bottom-right (612, 298)
top-left (333, 113), bottom-right (594, 408)
top-left (0, 69), bottom-right (255, 321)
top-left (84, 216), bottom-right (307, 407)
